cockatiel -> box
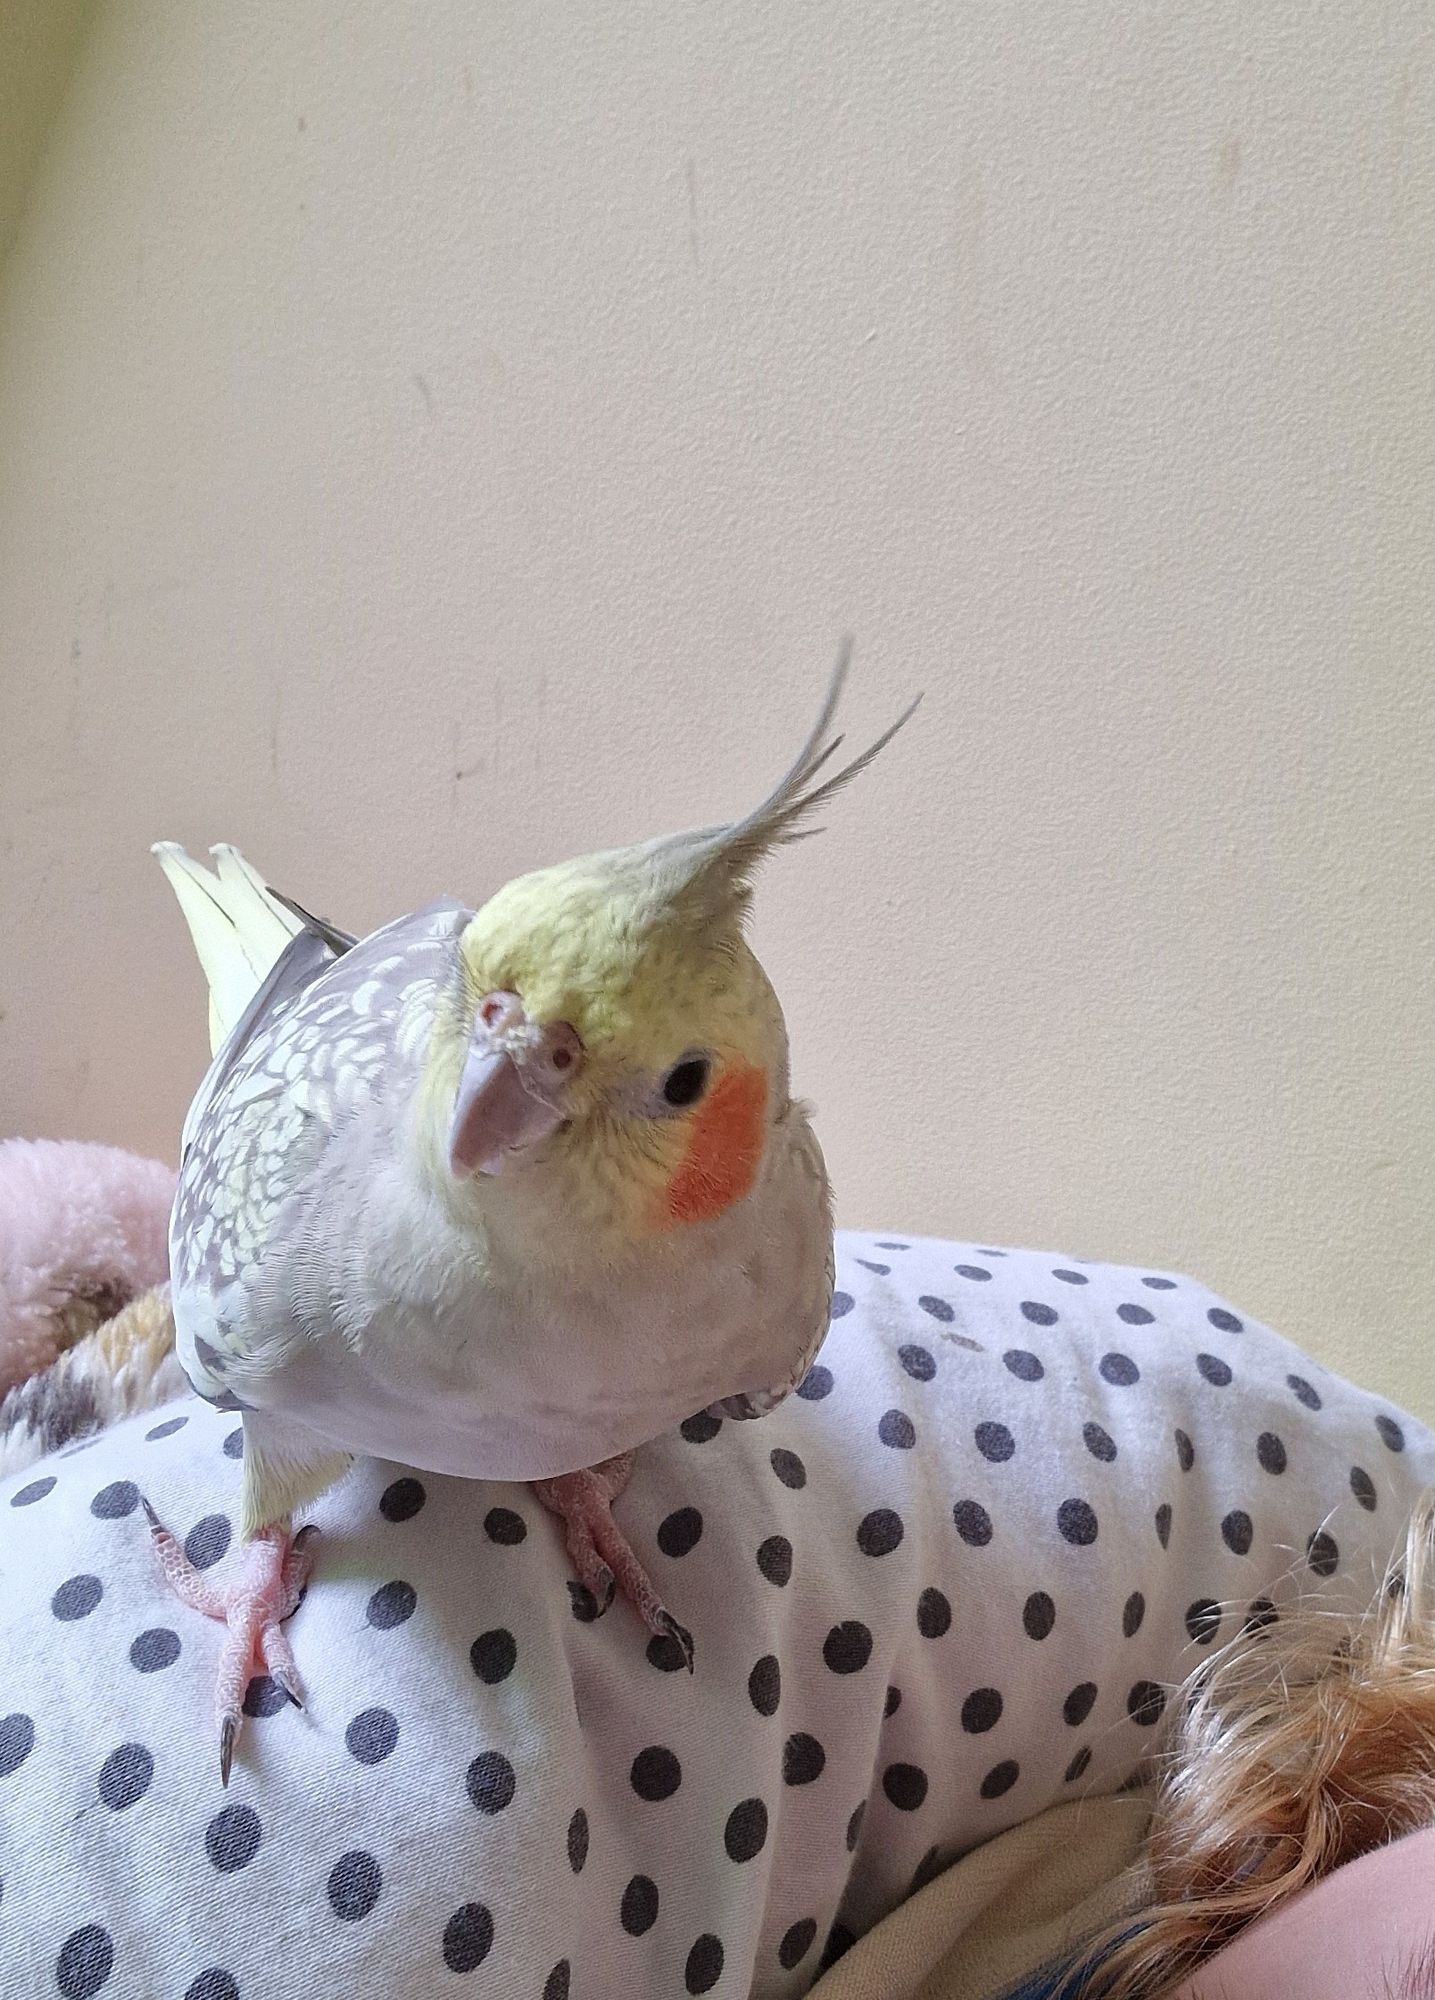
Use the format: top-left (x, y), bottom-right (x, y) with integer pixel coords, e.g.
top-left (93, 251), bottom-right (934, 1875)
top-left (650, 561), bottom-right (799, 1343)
top-left (150, 653), bottom-right (917, 1782)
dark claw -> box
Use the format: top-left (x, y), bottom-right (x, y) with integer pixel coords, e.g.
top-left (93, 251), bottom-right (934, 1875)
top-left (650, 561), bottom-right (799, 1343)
top-left (658, 1612), bottom-right (695, 1673)
top-left (271, 1667), bottom-right (304, 1710)
top-left (140, 1495), bottom-right (163, 1533)
top-left (595, 1565), bottom-right (616, 1614)
top-left (219, 1713), bottom-right (237, 1787)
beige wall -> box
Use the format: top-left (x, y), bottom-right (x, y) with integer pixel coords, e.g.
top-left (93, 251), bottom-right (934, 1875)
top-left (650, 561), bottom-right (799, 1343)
top-left (1, 3), bottom-right (1432, 1411)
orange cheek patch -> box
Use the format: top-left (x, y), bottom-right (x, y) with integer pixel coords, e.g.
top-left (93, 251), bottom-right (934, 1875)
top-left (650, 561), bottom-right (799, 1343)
top-left (662, 1064), bottom-right (768, 1227)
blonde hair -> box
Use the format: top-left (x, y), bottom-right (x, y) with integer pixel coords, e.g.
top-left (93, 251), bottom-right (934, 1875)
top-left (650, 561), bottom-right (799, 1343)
top-left (1084, 1488), bottom-right (1435, 1999)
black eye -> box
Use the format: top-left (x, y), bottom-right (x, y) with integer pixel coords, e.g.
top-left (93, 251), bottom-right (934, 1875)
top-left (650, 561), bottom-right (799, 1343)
top-left (662, 1057), bottom-right (711, 1108)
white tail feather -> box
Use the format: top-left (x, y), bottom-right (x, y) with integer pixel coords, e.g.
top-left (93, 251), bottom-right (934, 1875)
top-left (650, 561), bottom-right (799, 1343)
top-left (153, 841), bottom-right (302, 1053)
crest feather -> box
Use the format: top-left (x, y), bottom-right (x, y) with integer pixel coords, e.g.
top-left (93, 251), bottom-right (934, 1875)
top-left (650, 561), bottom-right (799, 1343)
top-left (657, 640), bottom-right (921, 926)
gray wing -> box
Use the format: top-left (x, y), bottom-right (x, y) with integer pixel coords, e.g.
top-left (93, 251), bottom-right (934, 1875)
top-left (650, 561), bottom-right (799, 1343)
top-left (171, 899), bottom-right (471, 1400)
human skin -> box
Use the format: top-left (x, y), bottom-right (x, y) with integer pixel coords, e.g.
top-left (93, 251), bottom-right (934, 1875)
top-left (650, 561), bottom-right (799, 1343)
top-left (1169, 1824), bottom-right (1435, 2000)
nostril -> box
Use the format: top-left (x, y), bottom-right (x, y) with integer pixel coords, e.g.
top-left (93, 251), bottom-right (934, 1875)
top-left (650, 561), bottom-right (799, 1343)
top-left (552, 1047), bottom-right (573, 1072)
top-left (481, 996), bottom-right (508, 1028)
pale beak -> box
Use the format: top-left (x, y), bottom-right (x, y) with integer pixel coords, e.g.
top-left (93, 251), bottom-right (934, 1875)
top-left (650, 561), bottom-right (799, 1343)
top-left (448, 992), bottom-right (583, 1178)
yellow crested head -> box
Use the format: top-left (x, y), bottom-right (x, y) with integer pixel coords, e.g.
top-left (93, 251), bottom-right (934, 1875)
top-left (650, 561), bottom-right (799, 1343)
top-left (429, 646), bottom-right (919, 1253)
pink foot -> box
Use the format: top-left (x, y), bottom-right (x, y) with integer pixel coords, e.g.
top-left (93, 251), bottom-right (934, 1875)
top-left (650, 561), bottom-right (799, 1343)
top-left (142, 1499), bottom-right (317, 1784)
top-left (533, 1453), bottom-right (694, 1671)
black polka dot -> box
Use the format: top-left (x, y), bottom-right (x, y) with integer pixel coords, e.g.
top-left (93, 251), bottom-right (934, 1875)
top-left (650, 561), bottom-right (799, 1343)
top-left (1244, 1598), bottom-right (1279, 1634)
top-left (657, 1507), bottom-right (704, 1557)
top-left (1376, 1415), bottom-right (1406, 1454)
top-left (748, 1656), bottom-right (780, 1715)
top-left (918, 1295), bottom-right (954, 1323)
top-left (1196, 1353), bottom-right (1233, 1388)
top-left (1099, 1353), bottom-right (1139, 1387)
top-left (366, 1580), bottom-right (416, 1629)
top-left (242, 1675), bottom-right (287, 1719)
top-left (146, 1415), bottom-right (189, 1441)
top-left (1185, 1599), bottom-right (1221, 1645)
top-left (647, 1628), bottom-right (691, 1672)
top-left (185, 1515), bottom-right (232, 1569)
top-left (823, 1621), bottom-right (873, 1674)
top-left (1063, 1683), bottom-right (1097, 1727)
top-left (1128, 1680), bottom-right (1166, 1726)
top-left (129, 1628), bottom-right (179, 1673)
top-left (1287, 1374), bottom-right (1322, 1411)
top-left (796, 1365), bottom-right (834, 1401)
top-left (885, 1685), bottom-right (902, 1717)
top-left (1143, 1275), bottom-right (1177, 1289)
top-left (469, 1628), bottom-right (517, 1685)
top-left (856, 1258), bottom-right (890, 1274)
top-left (1257, 1432), bottom-right (1287, 1474)
top-left (1003, 1348), bottom-right (1044, 1382)
top-left (631, 1745), bottom-right (681, 1801)
top-left (680, 1410), bottom-right (722, 1443)
top-left (819, 1923), bottom-right (858, 1974)
top-left (544, 1961), bottom-right (570, 2000)
top-left (205, 1803), bottom-right (261, 1872)
top-left (97, 1742), bottom-right (152, 1811)
top-left (770, 1448), bottom-right (806, 1489)
top-left (829, 1291), bottom-right (855, 1318)
top-left (567, 1580), bottom-right (601, 1621)
top-left (56, 1926), bottom-right (113, 2000)
top-left (1117, 1302), bottom-right (1154, 1325)
top-left (1064, 1746), bottom-right (1092, 1783)
top-left (783, 1733), bottom-right (826, 1785)
top-left (883, 1762), bottom-right (928, 1810)
top-left (11, 1476), bottom-right (56, 1506)
top-left (779, 1919), bottom-right (817, 1969)
top-left (1174, 1428), bottom-right (1195, 1472)
top-left (756, 1535), bottom-right (792, 1585)
top-left (1221, 1511), bottom-right (1253, 1556)
top-left (1155, 1503), bottom-right (1173, 1549)
top-left (1023, 1591), bottom-right (1055, 1641)
top-left (879, 1409), bottom-right (917, 1449)
top-left (846, 1801), bottom-right (866, 1850)
top-left (957, 1264), bottom-right (993, 1282)
top-left (918, 1587), bottom-right (952, 1638)
top-left (328, 1849), bottom-right (381, 1921)
top-left (911, 1844), bottom-right (947, 1893)
top-left (1020, 1300), bottom-right (1058, 1325)
top-left (857, 1507), bottom-right (904, 1556)
top-left (899, 1344), bottom-right (937, 1382)
top-left (52, 1574), bottom-right (103, 1620)
top-left (1083, 1422), bottom-right (1117, 1463)
top-left (91, 1481), bottom-right (139, 1520)
top-left (621, 1875), bottom-right (659, 1935)
top-left (1057, 1499), bottom-right (1098, 1546)
top-left (379, 1477), bottom-right (426, 1522)
top-left (1208, 1307), bottom-right (1244, 1333)
top-left (1122, 1591), bottom-right (1145, 1638)
top-left (345, 1707), bottom-right (398, 1764)
top-left (1052, 1269), bottom-right (1088, 1285)
top-left (952, 1499), bottom-right (993, 1546)
top-left (567, 1806), bottom-right (589, 1873)
top-left (975, 1421), bottom-right (1015, 1463)
top-left (466, 1750), bottom-right (516, 1814)
top-left (685, 1934), bottom-right (724, 1994)
top-left (1307, 1530), bottom-right (1339, 1578)
top-left (723, 1797), bottom-right (767, 1862)
top-left (1351, 1466), bottom-right (1377, 1511)
top-left (483, 1505), bottom-right (527, 1544)
top-left (222, 1429), bottom-right (244, 1459)
top-left (979, 1760), bottom-right (1020, 1800)
top-left (185, 1974), bottom-right (239, 2000)
top-left (442, 1904), bottom-right (493, 1973)
top-left (0, 1713), bottom-right (35, 1778)
top-left (961, 1687), bottom-right (1002, 1734)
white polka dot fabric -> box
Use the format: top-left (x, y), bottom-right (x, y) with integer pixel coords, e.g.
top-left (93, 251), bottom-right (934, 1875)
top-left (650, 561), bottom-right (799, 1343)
top-left (2, 1233), bottom-right (1431, 2000)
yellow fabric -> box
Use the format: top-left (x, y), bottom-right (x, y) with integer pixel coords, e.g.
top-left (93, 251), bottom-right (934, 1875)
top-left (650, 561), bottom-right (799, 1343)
top-left (809, 1792), bottom-right (1154, 2000)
